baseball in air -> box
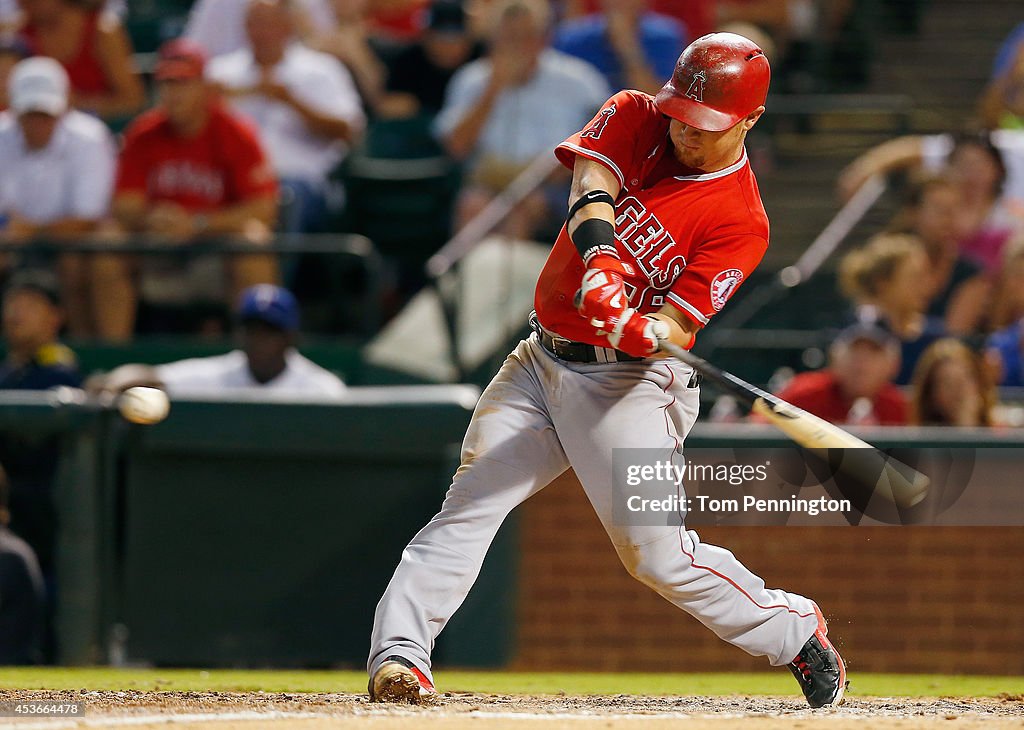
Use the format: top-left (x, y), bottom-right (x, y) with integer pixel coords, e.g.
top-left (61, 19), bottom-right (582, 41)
top-left (119, 386), bottom-right (170, 425)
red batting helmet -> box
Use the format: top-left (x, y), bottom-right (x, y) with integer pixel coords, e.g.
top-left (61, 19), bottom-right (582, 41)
top-left (655, 32), bottom-right (770, 132)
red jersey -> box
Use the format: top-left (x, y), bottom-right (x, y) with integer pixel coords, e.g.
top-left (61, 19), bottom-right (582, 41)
top-left (116, 102), bottom-right (277, 212)
top-left (774, 371), bottom-right (909, 426)
top-left (22, 11), bottom-right (109, 95)
top-left (535, 90), bottom-right (769, 347)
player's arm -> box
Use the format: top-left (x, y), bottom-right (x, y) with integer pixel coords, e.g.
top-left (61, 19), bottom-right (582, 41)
top-left (648, 307), bottom-right (700, 354)
top-left (566, 156), bottom-right (621, 253)
top-left (566, 159), bottom-right (680, 357)
top-left (567, 157), bottom-right (634, 328)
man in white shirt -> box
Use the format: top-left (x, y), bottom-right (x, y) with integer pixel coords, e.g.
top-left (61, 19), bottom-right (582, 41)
top-left (92, 284), bottom-right (347, 398)
top-left (184, 0), bottom-right (333, 59)
top-left (0, 57), bottom-right (116, 336)
top-left (435, 0), bottom-right (610, 240)
top-left (207, 0), bottom-right (365, 233)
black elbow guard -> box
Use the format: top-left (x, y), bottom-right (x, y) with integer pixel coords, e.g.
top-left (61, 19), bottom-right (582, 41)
top-left (567, 190), bottom-right (618, 264)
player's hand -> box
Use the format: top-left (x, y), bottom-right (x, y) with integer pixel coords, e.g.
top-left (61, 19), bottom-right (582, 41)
top-left (577, 269), bottom-right (626, 327)
top-left (601, 309), bottom-right (670, 358)
top-left (576, 255), bottom-right (634, 327)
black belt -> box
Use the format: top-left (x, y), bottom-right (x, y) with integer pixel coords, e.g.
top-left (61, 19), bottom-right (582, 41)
top-left (530, 312), bottom-right (642, 363)
top-left (529, 312), bottom-right (702, 387)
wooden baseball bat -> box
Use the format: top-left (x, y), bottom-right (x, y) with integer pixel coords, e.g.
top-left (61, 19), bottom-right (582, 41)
top-left (656, 337), bottom-right (930, 509)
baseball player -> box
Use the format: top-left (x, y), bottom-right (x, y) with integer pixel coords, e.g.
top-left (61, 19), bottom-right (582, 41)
top-left (368, 33), bottom-right (846, 709)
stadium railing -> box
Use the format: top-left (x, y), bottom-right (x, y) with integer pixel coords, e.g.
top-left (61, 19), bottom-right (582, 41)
top-left (2, 233), bottom-right (386, 337)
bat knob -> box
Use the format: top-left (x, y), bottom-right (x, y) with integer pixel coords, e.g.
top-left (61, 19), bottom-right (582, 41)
top-left (573, 289), bottom-right (582, 309)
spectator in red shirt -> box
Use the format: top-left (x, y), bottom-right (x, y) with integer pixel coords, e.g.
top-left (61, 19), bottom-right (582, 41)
top-left (15, 0), bottom-right (144, 120)
top-left (772, 323), bottom-right (908, 426)
top-left (93, 39), bottom-right (279, 341)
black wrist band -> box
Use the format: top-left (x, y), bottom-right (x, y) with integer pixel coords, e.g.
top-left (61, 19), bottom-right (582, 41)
top-left (571, 217), bottom-right (617, 263)
top-left (567, 190), bottom-right (616, 222)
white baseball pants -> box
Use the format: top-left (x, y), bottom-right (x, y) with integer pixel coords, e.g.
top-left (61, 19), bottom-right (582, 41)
top-left (369, 335), bottom-right (818, 682)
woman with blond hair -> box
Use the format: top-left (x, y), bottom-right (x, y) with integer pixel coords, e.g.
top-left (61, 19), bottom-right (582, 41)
top-left (839, 232), bottom-right (947, 384)
top-left (910, 339), bottom-right (996, 427)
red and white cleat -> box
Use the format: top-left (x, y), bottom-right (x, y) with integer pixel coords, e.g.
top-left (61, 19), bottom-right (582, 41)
top-left (368, 655), bottom-right (439, 705)
top-left (788, 603), bottom-right (847, 708)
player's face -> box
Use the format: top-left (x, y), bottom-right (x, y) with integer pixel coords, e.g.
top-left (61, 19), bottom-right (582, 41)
top-left (668, 110), bottom-right (762, 172)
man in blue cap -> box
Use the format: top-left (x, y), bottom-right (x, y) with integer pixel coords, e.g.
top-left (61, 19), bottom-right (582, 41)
top-left (91, 284), bottom-right (346, 396)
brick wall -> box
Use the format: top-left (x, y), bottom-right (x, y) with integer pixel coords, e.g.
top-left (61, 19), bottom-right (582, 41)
top-left (513, 471), bottom-right (1024, 674)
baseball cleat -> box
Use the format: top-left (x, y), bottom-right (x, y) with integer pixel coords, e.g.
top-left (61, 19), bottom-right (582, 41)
top-left (368, 655), bottom-right (438, 704)
top-left (789, 604), bottom-right (847, 708)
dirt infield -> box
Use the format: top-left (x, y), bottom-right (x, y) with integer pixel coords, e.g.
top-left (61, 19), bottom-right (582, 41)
top-left (0, 690), bottom-right (1022, 729)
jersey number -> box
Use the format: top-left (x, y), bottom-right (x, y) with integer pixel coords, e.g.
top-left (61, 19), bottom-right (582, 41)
top-left (616, 197), bottom-right (687, 293)
top-left (581, 105), bottom-right (616, 140)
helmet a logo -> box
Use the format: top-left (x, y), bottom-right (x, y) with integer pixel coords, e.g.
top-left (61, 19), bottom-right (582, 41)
top-left (685, 70), bottom-right (706, 103)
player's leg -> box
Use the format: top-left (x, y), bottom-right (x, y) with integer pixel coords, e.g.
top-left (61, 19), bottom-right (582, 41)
top-left (556, 359), bottom-right (820, 665)
top-left (368, 337), bottom-right (569, 695)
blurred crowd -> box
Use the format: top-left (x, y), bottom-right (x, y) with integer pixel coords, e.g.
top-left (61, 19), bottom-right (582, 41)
top-left (0, 0), bottom-right (880, 343)
top-left (0, 0), bottom-right (1020, 423)
top-left (767, 16), bottom-right (1024, 431)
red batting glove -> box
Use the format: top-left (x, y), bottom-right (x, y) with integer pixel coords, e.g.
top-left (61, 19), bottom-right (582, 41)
top-left (577, 269), bottom-right (626, 327)
top-left (576, 256), bottom-right (635, 328)
top-left (602, 309), bottom-right (670, 358)
top-left (586, 253), bottom-right (633, 276)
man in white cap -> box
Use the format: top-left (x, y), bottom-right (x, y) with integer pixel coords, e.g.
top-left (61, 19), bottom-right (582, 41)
top-left (0, 56), bottom-right (116, 336)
